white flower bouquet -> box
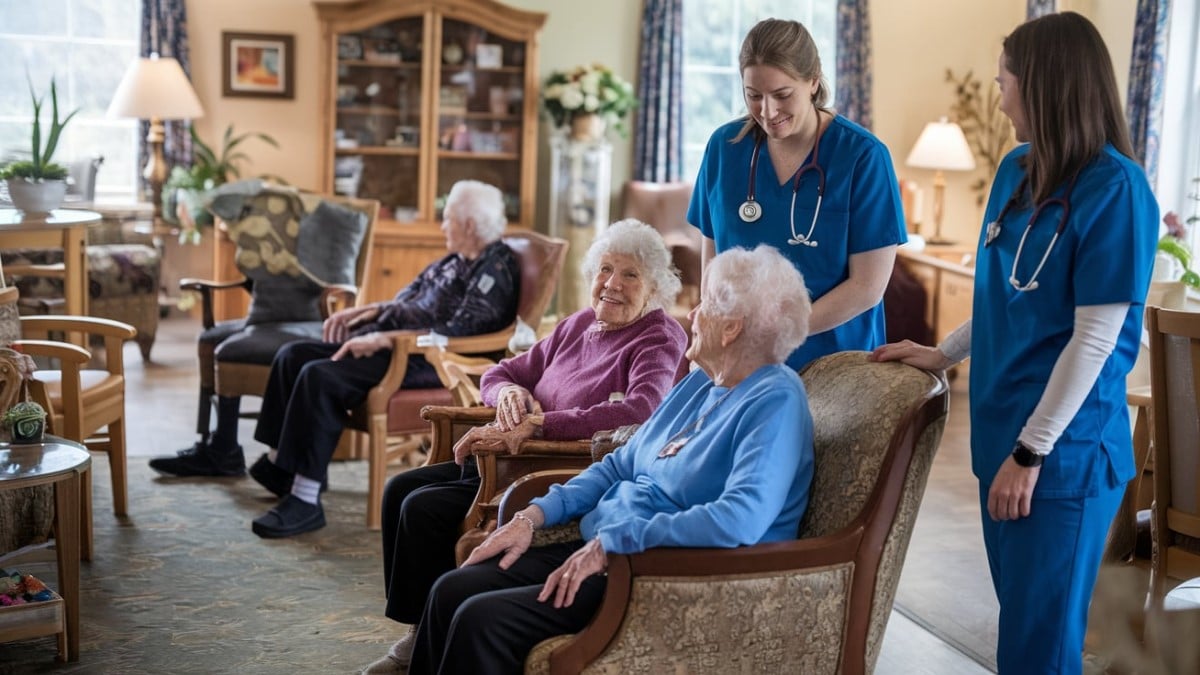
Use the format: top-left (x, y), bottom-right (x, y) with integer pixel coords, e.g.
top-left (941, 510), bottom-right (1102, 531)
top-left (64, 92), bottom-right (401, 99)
top-left (542, 64), bottom-right (636, 137)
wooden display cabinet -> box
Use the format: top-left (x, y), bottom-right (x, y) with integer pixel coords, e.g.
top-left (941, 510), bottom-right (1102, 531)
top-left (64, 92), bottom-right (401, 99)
top-left (314, 0), bottom-right (545, 303)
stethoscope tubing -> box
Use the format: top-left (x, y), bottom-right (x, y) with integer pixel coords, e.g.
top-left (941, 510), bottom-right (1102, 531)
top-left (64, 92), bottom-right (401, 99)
top-left (740, 115), bottom-right (827, 247)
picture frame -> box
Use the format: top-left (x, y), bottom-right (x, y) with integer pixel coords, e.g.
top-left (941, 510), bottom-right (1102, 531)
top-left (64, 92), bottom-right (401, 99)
top-left (222, 31), bottom-right (295, 99)
top-left (475, 43), bottom-right (503, 69)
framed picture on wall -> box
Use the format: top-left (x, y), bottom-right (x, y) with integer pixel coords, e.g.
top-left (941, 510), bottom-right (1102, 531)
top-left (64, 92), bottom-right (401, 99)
top-left (222, 31), bottom-right (295, 99)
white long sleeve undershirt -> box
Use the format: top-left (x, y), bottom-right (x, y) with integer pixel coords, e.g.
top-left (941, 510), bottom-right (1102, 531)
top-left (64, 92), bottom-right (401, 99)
top-left (936, 302), bottom-right (1130, 456)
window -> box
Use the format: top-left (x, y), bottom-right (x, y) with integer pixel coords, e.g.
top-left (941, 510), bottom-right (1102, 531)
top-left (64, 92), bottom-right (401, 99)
top-left (681, 0), bottom-right (837, 182)
top-left (1157, 0), bottom-right (1200, 254)
top-left (0, 0), bottom-right (141, 201)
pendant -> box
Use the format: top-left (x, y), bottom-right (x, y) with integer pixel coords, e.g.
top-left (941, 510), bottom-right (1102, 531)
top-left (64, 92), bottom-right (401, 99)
top-left (739, 200), bottom-right (762, 223)
top-left (985, 220), bottom-right (1001, 247)
top-left (658, 436), bottom-right (689, 458)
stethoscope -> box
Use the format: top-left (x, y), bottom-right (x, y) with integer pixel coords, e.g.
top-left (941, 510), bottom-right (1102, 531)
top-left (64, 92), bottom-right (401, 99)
top-left (739, 118), bottom-right (827, 247)
top-left (984, 172), bottom-right (1080, 292)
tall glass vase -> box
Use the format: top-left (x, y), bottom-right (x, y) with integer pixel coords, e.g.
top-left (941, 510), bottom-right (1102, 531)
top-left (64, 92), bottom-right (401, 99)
top-left (547, 134), bottom-right (612, 317)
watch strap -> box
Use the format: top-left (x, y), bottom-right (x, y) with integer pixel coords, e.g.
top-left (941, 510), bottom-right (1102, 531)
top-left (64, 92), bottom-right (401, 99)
top-left (1012, 441), bottom-right (1045, 467)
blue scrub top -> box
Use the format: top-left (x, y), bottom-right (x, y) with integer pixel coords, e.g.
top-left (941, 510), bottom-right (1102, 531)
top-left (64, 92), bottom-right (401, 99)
top-left (970, 144), bottom-right (1157, 498)
top-left (688, 116), bottom-right (906, 371)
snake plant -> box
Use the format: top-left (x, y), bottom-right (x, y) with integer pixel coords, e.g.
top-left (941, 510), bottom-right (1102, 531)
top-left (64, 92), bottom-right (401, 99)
top-left (0, 77), bottom-right (80, 182)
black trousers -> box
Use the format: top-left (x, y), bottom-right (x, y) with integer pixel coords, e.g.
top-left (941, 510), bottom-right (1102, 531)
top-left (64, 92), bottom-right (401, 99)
top-left (409, 541), bottom-right (606, 675)
top-left (253, 340), bottom-right (437, 481)
top-left (381, 460), bottom-right (481, 624)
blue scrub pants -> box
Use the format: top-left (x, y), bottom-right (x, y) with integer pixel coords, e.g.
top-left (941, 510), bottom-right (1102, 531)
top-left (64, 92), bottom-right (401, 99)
top-left (978, 480), bottom-right (1124, 675)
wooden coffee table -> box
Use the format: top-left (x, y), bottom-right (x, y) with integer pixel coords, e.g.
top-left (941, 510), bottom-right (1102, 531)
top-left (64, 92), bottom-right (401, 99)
top-left (0, 437), bottom-right (89, 662)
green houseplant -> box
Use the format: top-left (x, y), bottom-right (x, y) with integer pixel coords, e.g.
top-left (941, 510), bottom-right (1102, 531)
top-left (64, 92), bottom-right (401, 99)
top-left (163, 124), bottom-right (279, 241)
top-left (0, 77), bottom-right (80, 213)
top-left (1157, 180), bottom-right (1200, 289)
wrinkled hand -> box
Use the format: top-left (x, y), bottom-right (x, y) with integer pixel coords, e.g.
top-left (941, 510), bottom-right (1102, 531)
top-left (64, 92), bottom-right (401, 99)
top-left (331, 332), bottom-right (390, 361)
top-left (869, 340), bottom-right (953, 371)
top-left (324, 305), bottom-right (380, 343)
top-left (538, 538), bottom-right (607, 609)
top-left (461, 509), bottom-right (541, 570)
top-left (495, 385), bottom-right (539, 431)
top-left (987, 456), bottom-right (1041, 521)
top-left (452, 417), bottom-right (540, 464)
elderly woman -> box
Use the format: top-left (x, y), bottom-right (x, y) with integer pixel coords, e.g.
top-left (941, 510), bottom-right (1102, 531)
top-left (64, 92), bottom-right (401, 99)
top-left (185, 179), bottom-right (523, 538)
top-left (362, 219), bottom-right (688, 674)
top-left (394, 245), bottom-right (815, 674)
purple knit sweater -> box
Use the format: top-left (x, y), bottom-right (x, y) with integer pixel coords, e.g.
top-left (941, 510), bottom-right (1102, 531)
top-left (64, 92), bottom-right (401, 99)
top-left (479, 307), bottom-right (687, 440)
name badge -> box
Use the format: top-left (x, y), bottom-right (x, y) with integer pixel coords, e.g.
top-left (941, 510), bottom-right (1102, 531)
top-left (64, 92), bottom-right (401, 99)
top-left (476, 273), bottom-right (495, 294)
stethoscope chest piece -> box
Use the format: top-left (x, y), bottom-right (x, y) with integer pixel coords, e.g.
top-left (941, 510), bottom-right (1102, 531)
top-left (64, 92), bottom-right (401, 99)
top-left (985, 220), bottom-right (1001, 247)
top-left (739, 200), bottom-right (762, 223)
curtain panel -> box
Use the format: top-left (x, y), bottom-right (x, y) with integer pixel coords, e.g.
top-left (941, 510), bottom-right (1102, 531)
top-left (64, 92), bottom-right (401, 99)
top-left (1127, 0), bottom-right (1172, 183)
top-left (834, 0), bottom-right (872, 130)
top-left (633, 0), bottom-right (684, 182)
top-left (140, 0), bottom-right (194, 185)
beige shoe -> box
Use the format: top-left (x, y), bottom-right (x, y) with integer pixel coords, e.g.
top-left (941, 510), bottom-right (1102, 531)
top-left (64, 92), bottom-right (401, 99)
top-left (360, 653), bottom-right (404, 675)
top-left (361, 625), bottom-right (416, 674)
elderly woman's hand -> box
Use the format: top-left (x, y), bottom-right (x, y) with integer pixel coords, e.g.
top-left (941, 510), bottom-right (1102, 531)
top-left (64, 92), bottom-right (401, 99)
top-left (494, 384), bottom-right (538, 430)
top-left (323, 305), bottom-right (380, 343)
top-left (330, 332), bottom-right (391, 361)
top-left (538, 538), bottom-right (608, 609)
top-left (452, 414), bottom-right (543, 464)
top-left (462, 507), bottom-right (543, 570)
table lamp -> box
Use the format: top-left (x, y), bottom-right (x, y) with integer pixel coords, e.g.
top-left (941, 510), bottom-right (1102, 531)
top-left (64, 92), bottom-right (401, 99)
top-left (107, 54), bottom-right (205, 218)
top-left (906, 117), bottom-right (976, 245)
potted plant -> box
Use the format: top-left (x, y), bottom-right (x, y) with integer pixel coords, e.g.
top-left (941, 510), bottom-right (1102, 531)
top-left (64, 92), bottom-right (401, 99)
top-left (0, 77), bottom-right (80, 214)
top-left (163, 124), bottom-right (279, 242)
top-left (541, 64), bottom-right (636, 141)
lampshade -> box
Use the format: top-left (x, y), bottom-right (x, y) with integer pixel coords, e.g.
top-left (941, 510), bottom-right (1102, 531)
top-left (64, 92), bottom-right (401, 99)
top-left (905, 117), bottom-right (975, 171)
top-left (107, 54), bottom-right (204, 120)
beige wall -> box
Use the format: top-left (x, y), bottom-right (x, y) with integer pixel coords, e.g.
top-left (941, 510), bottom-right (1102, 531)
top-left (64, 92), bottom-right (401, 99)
top-left (184, 0), bottom-right (1138, 241)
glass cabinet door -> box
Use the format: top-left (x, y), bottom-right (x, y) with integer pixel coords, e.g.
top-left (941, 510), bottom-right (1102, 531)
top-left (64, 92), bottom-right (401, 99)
top-left (333, 17), bottom-right (424, 222)
top-left (433, 18), bottom-right (527, 223)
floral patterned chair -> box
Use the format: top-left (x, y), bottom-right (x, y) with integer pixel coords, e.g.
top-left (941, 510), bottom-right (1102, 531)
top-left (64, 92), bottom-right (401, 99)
top-left (499, 351), bottom-right (949, 675)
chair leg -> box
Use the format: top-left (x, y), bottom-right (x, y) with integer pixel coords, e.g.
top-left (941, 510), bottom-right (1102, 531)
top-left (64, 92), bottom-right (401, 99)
top-left (367, 418), bottom-right (388, 530)
top-left (107, 418), bottom-right (128, 517)
top-left (80, 465), bottom-right (93, 562)
top-left (196, 384), bottom-right (214, 441)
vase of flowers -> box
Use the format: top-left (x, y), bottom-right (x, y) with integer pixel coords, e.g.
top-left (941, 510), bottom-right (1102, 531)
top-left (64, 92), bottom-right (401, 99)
top-left (542, 64), bottom-right (636, 142)
top-left (1155, 177), bottom-right (1200, 289)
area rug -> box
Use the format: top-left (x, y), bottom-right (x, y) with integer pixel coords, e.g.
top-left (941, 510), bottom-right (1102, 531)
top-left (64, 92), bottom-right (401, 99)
top-left (0, 456), bottom-right (404, 674)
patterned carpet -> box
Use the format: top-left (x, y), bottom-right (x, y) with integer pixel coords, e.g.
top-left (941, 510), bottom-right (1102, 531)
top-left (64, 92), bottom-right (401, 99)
top-left (0, 455), bottom-right (407, 674)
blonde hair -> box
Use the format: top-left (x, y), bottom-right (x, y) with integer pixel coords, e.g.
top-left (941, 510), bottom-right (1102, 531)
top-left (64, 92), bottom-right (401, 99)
top-left (734, 18), bottom-right (831, 143)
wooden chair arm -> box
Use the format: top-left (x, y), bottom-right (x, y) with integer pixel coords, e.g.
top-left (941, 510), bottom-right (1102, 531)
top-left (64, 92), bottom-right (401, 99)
top-left (497, 470), bottom-right (583, 524)
top-left (4, 263), bottom-right (67, 279)
top-left (11, 339), bottom-right (91, 365)
top-left (421, 405), bottom-right (498, 425)
top-left (470, 438), bottom-right (593, 458)
top-left (179, 276), bottom-right (252, 330)
top-left (20, 315), bottom-right (137, 341)
top-left (363, 332), bottom-right (423, 411)
top-left (320, 284), bottom-right (359, 319)
top-left (440, 328), bottom-right (514, 355)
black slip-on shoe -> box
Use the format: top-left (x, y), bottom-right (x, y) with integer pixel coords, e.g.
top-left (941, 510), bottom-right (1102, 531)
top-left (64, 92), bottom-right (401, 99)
top-left (149, 442), bottom-right (245, 477)
top-left (248, 453), bottom-right (329, 498)
top-left (251, 495), bottom-right (326, 538)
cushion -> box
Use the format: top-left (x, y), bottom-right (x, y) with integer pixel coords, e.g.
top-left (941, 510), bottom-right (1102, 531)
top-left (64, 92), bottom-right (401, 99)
top-left (209, 183), bottom-right (367, 326)
top-left (213, 321), bottom-right (324, 365)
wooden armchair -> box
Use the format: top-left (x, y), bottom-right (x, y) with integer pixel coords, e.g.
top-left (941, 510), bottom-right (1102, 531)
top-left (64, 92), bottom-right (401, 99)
top-left (16, 314), bottom-right (137, 561)
top-left (347, 230), bottom-right (568, 529)
top-left (181, 189), bottom-right (378, 444)
top-left (499, 352), bottom-right (949, 675)
top-left (1146, 306), bottom-right (1200, 600)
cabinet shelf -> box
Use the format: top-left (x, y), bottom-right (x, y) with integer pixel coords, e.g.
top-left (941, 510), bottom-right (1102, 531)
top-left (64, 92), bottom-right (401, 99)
top-left (438, 150), bottom-right (519, 161)
top-left (338, 105), bottom-right (410, 116)
top-left (336, 146), bottom-right (420, 156)
top-left (441, 64), bottom-right (523, 74)
top-left (342, 59), bottom-right (421, 70)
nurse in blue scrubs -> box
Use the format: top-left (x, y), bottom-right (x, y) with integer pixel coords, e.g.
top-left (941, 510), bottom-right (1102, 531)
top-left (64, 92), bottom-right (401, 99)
top-left (871, 12), bottom-right (1157, 674)
top-left (687, 18), bottom-right (905, 371)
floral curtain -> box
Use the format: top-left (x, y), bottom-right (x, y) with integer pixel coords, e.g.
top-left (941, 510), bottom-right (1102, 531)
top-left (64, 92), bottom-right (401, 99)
top-left (1127, 0), bottom-right (1171, 184)
top-left (140, 0), bottom-right (194, 182)
top-left (633, 0), bottom-right (684, 182)
top-left (834, 0), bottom-right (872, 130)
top-left (1026, 0), bottom-right (1056, 19)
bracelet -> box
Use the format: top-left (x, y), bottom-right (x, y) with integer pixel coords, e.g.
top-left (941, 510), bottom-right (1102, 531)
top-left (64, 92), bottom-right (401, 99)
top-left (512, 512), bottom-right (537, 531)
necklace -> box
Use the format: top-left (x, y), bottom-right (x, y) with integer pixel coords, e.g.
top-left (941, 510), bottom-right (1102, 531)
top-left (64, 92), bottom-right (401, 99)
top-left (657, 386), bottom-right (736, 458)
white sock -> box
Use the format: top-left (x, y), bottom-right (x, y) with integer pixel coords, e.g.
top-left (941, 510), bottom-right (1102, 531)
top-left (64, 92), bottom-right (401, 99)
top-left (291, 474), bottom-right (321, 505)
top-left (267, 449), bottom-right (279, 462)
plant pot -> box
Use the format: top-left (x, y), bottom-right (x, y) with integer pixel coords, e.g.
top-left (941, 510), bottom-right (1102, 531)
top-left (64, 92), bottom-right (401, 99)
top-left (4, 179), bottom-right (67, 214)
top-left (5, 401), bottom-right (46, 444)
top-left (569, 113), bottom-right (607, 143)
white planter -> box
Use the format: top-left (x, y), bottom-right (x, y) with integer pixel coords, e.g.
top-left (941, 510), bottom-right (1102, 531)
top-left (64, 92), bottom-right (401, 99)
top-left (4, 178), bottom-right (67, 214)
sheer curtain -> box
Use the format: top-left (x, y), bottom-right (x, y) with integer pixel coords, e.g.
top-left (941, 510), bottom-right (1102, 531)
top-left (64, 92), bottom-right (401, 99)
top-left (139, 0), bottom-right (194, 186)
top-left (834, 0), bottom-right (871, 129)
top-left (633, 0), bottom-right (684, 182)
top-left (1026, 0), bottom-right (1056, 20)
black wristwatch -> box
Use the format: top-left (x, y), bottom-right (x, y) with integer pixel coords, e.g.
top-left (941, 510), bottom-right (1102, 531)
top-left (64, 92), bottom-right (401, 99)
top-left (1011, 441), bottom-right (1045, 468)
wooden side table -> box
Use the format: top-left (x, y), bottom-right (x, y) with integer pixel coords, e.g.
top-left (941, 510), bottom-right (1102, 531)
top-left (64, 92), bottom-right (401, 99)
top-left (0, 438), bottom-right (90, 662)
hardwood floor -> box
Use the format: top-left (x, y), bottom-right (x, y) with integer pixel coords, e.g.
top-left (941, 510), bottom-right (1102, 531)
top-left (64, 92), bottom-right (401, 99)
top-left (122, 316), bottom-right (997, 674)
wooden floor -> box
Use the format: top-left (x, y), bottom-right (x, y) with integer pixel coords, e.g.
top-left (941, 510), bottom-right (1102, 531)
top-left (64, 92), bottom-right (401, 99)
top-left (120, 316), bottom-right (996, 674)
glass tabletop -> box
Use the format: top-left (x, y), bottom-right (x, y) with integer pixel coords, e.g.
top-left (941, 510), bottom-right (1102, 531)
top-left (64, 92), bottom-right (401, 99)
top-left (0, 438), bottom-right (90, 480)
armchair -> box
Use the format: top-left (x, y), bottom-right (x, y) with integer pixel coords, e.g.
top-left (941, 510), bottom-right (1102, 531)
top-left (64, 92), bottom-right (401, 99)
top-left (504, 352), bottom-right (948, 675)
top-left (1146, 306), bottom-right (1200, 600)
top-left (346, 230), bottom-right (568, 530)
top-left (181, 186), bottom-right (378, 447)
top-left (16, 314), bottom-right (137, 561)
top-left (621, 181), bottom-right (700, 330)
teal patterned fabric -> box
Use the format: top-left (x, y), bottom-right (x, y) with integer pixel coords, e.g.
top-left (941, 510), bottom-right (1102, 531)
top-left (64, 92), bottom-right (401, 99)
top-left (835, 0), bottom-right (872, 130)
top-left (1126, 0), bottom-right (1171, 183)
top-left (633, 0), bottom-right (683, 182)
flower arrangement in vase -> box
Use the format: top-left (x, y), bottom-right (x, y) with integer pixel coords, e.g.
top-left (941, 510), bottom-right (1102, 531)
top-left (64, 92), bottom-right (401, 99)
top-left (542, 64), bottom-right (636, 142)
top-left (1157, 177), bottom-right (1200, 289)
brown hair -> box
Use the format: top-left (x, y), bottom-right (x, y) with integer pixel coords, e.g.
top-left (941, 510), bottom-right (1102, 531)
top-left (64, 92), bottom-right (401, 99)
top-left (734, 18), bottom-right (831, 143)
top-left (1003, 11), bottom-right (1134, 203)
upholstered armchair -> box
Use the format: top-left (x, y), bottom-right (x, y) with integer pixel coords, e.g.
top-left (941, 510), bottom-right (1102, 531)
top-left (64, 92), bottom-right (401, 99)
top-left (621, 181), bottom-right (699, 330)
top-left (181, 185), bottom-right (378, 446)
top-left (345, 230), bottom-right (568, 530)
top-left (502, 352), bottom-right (949, 675)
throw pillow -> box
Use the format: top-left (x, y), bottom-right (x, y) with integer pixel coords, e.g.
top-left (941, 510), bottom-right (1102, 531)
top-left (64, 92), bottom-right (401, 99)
top-left (296, 199), bottom-right (369, 288)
